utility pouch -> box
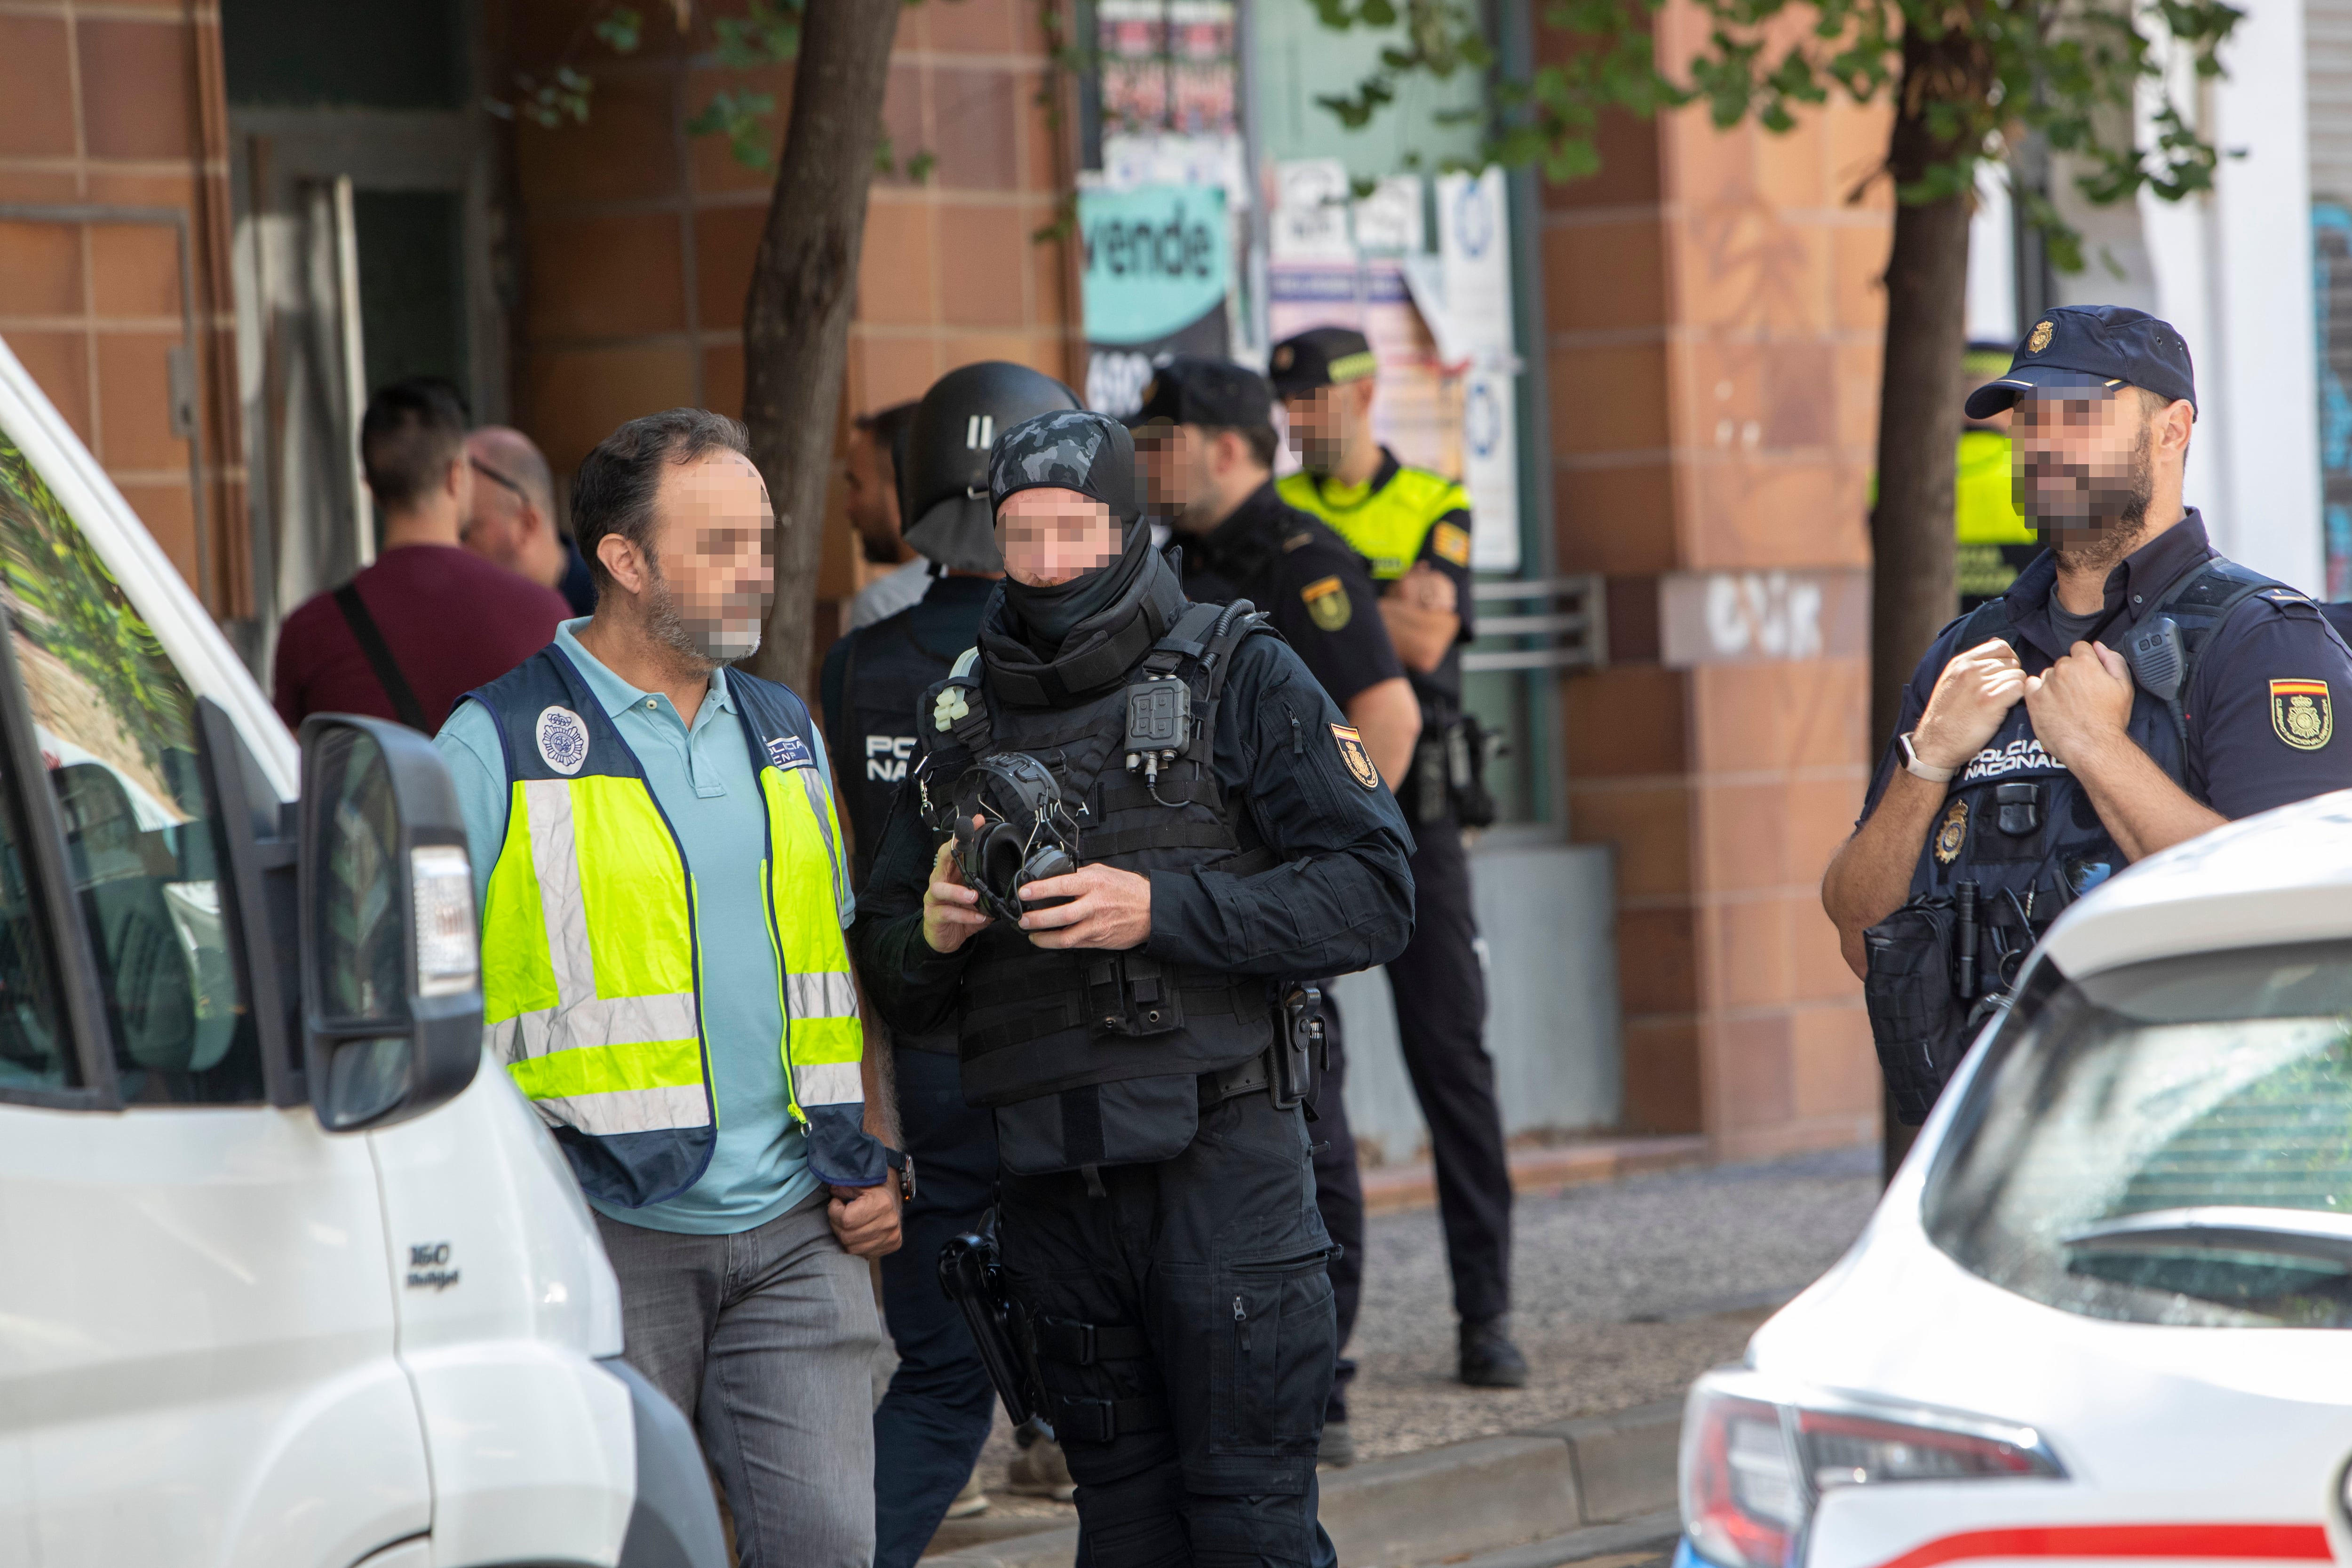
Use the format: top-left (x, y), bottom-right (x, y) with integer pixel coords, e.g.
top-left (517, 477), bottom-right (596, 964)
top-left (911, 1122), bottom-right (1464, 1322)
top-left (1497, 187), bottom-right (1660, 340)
top-left (1411, 734), bottom-right (1449, 825)
top-left (939, 1226), bottom-right (1045, 1432)
top-left (1862, 897), bottom-right (1968, 1126)
top-left (1084, 953), bottom-right (1185, 1037)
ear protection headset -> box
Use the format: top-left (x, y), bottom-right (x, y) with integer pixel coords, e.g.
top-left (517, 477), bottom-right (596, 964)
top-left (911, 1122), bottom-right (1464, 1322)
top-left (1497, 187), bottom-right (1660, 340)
top-left (951, 752), bottom-right (1080, 923)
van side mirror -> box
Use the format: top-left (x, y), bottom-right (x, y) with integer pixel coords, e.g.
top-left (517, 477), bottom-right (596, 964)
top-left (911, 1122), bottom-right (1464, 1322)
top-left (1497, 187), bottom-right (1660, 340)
top-left (297, 714), bottom-right (481, 1131)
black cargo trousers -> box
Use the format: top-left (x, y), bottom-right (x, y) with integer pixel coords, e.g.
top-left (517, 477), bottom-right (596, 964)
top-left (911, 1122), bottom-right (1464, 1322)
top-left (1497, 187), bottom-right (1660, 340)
top-left (999, 1088), bottom-right (1341, 1568)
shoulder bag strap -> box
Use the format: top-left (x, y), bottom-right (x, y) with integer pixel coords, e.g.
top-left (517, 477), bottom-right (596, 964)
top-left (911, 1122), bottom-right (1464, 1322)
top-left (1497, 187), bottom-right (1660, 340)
top-left (332, 583), bottom-right (429, 732)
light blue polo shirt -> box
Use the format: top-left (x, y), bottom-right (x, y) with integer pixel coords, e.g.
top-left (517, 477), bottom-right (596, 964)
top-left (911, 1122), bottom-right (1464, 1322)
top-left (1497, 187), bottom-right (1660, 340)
top-left (437, 619), bottom-right (854, 1235)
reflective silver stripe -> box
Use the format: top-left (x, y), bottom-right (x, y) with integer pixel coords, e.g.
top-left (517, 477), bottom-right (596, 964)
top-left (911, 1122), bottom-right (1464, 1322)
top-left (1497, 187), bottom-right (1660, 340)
top-left (793, 1060), bottom-right (863, 1107)
top-left (488, 992), bottom-right (700, 1066)
top-left (524, 778), bottom-right (596, 1008)
top-left (786, 971), bottom-right (858, 1021)
top-left (795, 764), bottom-right (850, 918)
top-left (528, 1083), bottom-right (712, 1136)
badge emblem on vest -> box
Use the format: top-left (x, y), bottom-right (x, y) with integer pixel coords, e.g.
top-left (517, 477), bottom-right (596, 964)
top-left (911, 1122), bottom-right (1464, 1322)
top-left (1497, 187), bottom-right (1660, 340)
top-left (2271, 679), bottom-right (2334, 750)
top-left (535, 706), bottom-right (589, 776)
top-left (1933, 796), bottom-right (1969, 864)
top-left (2026, 319), bottom-right (2054, 353)
top-left (1302, 574), bottom-right (1352, 631)
top-left (767, 734), bottom-right (814, 771)
top-left (1330, 723), bottom-right (1379, 790)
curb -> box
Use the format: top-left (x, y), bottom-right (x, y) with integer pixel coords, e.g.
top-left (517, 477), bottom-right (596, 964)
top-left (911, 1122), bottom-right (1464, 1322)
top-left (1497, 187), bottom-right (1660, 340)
top-left (923, 1399), bottom-right (1684, 1568)
top-left (1359, 1138), bottom-right (1711, 1217)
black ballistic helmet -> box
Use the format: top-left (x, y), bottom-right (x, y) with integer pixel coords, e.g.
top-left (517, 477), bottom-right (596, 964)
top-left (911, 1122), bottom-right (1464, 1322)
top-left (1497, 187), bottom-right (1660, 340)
top-left (901, 361), bottom-right (1081, 572)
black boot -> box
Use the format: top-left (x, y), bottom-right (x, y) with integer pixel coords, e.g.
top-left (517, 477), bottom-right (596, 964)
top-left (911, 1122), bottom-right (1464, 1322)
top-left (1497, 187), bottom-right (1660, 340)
top-left (1458, 1316), bottom-right (1528, 1388)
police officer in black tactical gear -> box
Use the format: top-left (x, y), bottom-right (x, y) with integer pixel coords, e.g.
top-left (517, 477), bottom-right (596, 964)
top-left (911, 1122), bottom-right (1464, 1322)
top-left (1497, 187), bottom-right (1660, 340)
top-left (1271, 326), bottom-right (1525, 1389)
top-left (850, 407), bottom-right (1415, 1568)
top-left (1825, 305), bottom-right (2352, 1124)
top-left (820, 362), bottom-right (1085, 1568)
top-left (1129, 357), bottom-right (1418, 1468)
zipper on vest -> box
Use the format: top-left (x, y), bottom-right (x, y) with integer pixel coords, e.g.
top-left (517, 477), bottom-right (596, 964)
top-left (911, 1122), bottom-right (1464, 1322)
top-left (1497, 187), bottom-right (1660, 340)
top-left (1285, 707), bottom-right (1303, 756)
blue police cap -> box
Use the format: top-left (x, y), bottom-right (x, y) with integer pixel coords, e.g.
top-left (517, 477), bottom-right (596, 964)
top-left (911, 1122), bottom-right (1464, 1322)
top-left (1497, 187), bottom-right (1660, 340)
top-left (1964, 304), bottom-right (2197, 419)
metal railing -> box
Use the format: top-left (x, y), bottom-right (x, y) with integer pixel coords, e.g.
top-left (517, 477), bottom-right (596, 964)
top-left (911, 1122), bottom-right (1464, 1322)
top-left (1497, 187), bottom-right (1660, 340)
top-left (1462, 574), bottom-right (1607, 673)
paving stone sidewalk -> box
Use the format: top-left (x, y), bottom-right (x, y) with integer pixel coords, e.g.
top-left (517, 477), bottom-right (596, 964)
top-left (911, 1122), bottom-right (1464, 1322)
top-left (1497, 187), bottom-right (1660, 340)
top-left (951, 1145), bottom-right (1882, 1533)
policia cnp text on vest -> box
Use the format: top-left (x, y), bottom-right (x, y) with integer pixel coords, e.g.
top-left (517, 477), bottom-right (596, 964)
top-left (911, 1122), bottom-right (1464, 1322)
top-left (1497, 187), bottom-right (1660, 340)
top-left (852, 408), bottom-right (1415, 1568)
top-left (1823, 306), bottom-right (2352, 1126)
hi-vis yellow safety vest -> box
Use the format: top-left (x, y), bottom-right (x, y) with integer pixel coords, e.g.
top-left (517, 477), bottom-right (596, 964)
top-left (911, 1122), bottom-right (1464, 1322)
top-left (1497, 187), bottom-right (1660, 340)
top-left (462, 646), bottom-right (880, 1208)
top-left (1279, 455), bottom-right (1470, 581)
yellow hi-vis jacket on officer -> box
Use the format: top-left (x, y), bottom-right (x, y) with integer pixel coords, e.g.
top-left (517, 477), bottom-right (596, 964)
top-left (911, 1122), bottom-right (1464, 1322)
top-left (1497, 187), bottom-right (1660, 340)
top-left (462, 645), bottom-right (882, 1208)
top-left (1279, 461), bottom-right (1471, 585)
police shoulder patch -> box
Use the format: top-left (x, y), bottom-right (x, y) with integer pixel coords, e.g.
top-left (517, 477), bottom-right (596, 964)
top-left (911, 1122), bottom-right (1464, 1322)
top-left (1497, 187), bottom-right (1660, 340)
top-left (1432, 521), bottom-right (1472, 566)
top-left (1301, 574), bottom-right (1352, 632)
top-left (766, 733), bottom-right (815, 771)
top-left (1330, 723), bottom-right (1379, 790)
top-left (535, 706), bottom-right (589, 776)
top-left (2271, 679), bottom-right (2334, 751)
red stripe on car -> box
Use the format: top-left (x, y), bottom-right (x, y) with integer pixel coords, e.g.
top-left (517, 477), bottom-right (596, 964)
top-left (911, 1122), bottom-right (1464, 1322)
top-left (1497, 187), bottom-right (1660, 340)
top-left (1874, 1524), bottom-right (2334, 1568)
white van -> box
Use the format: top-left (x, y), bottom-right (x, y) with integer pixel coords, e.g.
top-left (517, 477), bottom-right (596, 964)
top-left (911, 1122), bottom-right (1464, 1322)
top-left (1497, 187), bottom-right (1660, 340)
top-left (0, 338), bottom-right (725, 1568)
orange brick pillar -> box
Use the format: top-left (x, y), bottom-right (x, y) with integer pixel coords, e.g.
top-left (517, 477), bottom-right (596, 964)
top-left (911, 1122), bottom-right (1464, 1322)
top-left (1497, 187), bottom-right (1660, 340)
top-left (1544, 39), bottom-right (1889, 1158)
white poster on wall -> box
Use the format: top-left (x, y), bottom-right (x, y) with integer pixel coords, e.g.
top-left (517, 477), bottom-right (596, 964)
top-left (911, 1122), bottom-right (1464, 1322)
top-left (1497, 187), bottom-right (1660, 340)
top-left (1435, 168), bottom-right (1519, 571)
top-left (1271, 158), bottom-right (1353, 262)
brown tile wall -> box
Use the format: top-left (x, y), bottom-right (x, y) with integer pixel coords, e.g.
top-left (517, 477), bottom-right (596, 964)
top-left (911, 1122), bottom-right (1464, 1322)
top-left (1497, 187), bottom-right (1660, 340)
top-left (0, 0), bottom-right (244, 613)
top-left (1549, 3), bottom-right (1887, 1156)
top-left (501, 0), bottom-right (1078, 614)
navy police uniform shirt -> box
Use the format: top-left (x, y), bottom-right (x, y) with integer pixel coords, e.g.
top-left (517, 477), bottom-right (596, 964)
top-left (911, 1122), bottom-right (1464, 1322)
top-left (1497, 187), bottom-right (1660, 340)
top-left (1175, 480), bottom-right (1405, 708)
top-left (1862, 509), bottom-right (2352, 826)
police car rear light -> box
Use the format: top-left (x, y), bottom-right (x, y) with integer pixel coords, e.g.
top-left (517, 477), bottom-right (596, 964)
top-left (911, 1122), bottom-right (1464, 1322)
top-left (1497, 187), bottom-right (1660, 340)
top-left (1798, 1408), bottom-right (2060, 1491)
top-left (1682, 1373), bottom-right (2066, 1568)
top-left (1683, 1391), bottom-right (1801, 1568)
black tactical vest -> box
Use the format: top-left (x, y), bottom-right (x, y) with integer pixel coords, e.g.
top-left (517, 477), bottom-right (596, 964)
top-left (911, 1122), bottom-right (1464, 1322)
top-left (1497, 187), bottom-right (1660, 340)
top-left (915, 578), bottom-right (1281, 1173)
top-left (1908, 557), bottom-right (2294, 959)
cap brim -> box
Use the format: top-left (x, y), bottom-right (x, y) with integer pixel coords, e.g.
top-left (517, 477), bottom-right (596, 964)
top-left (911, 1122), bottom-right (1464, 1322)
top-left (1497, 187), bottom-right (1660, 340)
top-left (1963, 367), bottom-right (2119, 420)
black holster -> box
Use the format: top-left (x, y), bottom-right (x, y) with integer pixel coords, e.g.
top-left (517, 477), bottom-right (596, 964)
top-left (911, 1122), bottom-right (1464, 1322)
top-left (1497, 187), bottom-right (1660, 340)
top-left (938, 1226), bottom-right (1048, 1434)
top-left (1862, 884), bottom-right (2044, 1125)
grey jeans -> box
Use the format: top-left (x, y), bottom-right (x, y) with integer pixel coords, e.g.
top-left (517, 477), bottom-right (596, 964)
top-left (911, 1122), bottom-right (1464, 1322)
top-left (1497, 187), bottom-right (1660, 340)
top-left (597, 1194), bottom-right (884, 1568)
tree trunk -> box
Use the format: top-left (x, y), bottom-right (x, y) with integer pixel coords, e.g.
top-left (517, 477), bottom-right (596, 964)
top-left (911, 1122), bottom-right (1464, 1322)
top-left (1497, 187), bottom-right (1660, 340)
top-left (1870, 16), bottom-right (1986, 1179)
top-left (739, 4), bottom-right (902, 697)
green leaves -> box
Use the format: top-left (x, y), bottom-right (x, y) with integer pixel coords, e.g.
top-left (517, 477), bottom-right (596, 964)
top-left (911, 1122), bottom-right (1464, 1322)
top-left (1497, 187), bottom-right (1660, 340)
top-left (687, 88), bottom-right (781, 169)
top-left (1305, 0), bottom-right (2247, 271)
top-left (593, 6), bottom-right (644, 53)
top-left (712, 0), bottom-right (803, 68)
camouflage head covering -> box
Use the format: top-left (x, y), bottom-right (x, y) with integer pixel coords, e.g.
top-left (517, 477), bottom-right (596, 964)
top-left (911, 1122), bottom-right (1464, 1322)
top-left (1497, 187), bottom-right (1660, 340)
top-left (987, 408), bottom-right (1140, 525)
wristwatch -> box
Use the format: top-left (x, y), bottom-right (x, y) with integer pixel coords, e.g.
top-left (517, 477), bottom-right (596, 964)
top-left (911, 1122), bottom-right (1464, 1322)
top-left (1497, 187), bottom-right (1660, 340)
top-left (882, 1146), bottom-right (918, 1202)
top-left (1899, 731), bottom-right (1956, 785)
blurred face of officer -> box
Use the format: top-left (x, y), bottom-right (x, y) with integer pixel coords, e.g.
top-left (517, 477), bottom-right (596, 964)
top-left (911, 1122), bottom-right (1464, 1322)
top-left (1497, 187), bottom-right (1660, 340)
top-left (1135, 422), bottom-right (1236, 533)
top-left (2010, 386), bottom-right (2184, 553)
top-left (997, 486), bottom-right (1119, 586)
top-left (1281, 378), bottom-right (1375, 475)
top-left (644, 450), bottom-right (775, 664)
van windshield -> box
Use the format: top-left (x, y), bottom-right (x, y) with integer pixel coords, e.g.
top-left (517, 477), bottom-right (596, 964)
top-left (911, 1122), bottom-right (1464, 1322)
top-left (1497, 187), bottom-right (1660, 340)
top-left (1923, 943), bottom-right (2352, 1328)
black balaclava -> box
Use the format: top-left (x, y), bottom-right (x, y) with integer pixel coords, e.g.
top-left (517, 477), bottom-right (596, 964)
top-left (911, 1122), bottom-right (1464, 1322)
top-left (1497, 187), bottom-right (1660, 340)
top-left (987, 409), bottom-right (1146, 653)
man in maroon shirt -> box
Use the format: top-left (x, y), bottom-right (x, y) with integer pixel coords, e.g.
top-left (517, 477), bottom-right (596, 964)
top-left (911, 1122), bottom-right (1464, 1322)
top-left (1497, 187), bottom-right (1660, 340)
top-left (274, 378), bottom-right (570, 732)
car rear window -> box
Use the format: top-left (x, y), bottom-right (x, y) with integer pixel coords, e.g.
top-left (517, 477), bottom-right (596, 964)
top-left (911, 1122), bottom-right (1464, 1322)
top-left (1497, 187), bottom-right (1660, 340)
top-left (1923, 942), bottom-right (2352, 1327)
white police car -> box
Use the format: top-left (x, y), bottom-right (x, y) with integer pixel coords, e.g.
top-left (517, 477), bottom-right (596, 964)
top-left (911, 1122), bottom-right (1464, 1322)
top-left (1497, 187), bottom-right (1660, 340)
top-left (1679, 795), bottom-right (2352, 1568)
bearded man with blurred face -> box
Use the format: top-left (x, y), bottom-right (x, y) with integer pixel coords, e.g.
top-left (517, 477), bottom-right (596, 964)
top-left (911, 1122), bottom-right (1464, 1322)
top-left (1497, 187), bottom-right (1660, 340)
top-left (850, 408), bottom-right (1417, 1568)
top-left (436, 409), bottom-right (906, 1568)
top-left (1824, 306), bottom-right (2352, 1134)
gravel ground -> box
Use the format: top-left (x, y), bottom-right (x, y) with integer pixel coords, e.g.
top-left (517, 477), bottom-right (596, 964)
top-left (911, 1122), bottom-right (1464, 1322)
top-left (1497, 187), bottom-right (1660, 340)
top-left (951, 1146), bottom-right (1882, 1521)
top-left (1341, 1146), bottom-right (1881, 1462)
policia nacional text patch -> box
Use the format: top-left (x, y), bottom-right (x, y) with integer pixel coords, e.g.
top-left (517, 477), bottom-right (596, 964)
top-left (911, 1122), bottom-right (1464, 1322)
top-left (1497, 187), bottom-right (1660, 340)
top-left (2272, 679), bottom-right (2335, 750)
top-left (1330, 724), bottom-right (1379, 789)
top-left (1302, 575), bottom-right (1352, 632)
